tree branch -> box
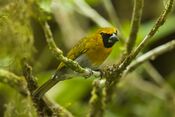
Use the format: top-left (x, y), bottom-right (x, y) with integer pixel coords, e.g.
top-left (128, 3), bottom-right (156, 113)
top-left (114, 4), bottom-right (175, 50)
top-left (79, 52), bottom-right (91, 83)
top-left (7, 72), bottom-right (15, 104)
top-left (88, 79), bottom-right (105, 117)
top-left (74, 0), bottom-right (112, 27)
top-left (133, 0), bottom-right (174, 56)
top-left (118, 0), bottom-right (174, 73)
top-left (125, 40), bottom-right (175, 75)
top-left (22, 61), bottom-right (73, 117)
top-left (0, 69), bottom-right (28, 96)
top-left (126, 0), bottom-right (143, 54)
top-left (119, 0), bottom-right (174, 72)
top-left (102, 0), bottom-right (119, 27)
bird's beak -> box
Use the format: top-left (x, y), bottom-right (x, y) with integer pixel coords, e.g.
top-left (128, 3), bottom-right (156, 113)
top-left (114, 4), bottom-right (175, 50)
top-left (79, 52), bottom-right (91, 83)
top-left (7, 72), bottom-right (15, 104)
top-left (109, 33), bottom-right (119, 43)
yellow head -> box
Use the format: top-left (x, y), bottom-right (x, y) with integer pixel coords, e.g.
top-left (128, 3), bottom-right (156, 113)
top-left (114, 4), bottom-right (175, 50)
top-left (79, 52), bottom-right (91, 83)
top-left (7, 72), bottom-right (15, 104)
top-left (96, 27), bottom-right (119, 48)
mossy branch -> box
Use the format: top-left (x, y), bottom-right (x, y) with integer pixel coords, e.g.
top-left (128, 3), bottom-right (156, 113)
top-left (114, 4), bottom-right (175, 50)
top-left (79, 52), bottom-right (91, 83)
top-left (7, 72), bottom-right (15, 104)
top-left (22, 61), bottom-right (73, 117)
top-left (133, 0), bottom-right (174, 56)
top-left (0, 64), bottom-right (73, 116)
top-left (88, 79), bottom-right (105, 117)
top-left (0, 69), bottom-right (28, 96)
top-left (117, 0), bottom-right (173, 77)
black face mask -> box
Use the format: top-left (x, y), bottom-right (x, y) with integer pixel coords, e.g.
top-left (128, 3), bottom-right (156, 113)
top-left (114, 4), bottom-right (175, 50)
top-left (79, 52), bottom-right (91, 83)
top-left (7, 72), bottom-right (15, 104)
top-left (101, 33), bottom-right (119, 48)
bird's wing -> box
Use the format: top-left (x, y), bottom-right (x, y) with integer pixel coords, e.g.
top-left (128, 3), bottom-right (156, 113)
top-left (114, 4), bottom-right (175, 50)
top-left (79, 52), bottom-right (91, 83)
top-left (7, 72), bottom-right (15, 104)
top-left (57, 37), bottom-right (90, 70)
top-left (67, 37), bottom-right (89, 60)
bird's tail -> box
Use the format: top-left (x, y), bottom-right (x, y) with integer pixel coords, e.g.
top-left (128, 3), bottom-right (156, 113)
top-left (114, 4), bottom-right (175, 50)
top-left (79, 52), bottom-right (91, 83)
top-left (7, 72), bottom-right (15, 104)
top-left (32, 74), bottom-right (61, 99)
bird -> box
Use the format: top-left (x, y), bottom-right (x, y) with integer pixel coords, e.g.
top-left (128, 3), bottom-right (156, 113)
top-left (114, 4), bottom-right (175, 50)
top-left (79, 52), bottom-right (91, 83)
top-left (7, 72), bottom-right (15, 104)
top-left (33, 27), bottom-right (119, 99)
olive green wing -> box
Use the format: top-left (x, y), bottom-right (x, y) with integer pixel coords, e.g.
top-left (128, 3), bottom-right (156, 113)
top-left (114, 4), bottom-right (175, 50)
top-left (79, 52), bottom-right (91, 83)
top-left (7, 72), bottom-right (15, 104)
top-left (57, 37), bottom-right (90, 69)
top-left (67, 37), bottom-right (89, 59)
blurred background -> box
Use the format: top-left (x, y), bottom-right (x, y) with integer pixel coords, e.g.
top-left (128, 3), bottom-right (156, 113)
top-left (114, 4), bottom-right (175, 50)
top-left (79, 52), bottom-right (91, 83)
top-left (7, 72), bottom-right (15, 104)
top-left (0, 0), bottom-right (175, 117)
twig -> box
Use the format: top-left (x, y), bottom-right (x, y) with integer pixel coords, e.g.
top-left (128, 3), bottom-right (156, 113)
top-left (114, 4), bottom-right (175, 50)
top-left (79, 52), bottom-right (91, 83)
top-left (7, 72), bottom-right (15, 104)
top-left (115, 0), bottom-right (143, 71)
top-left (102, 0), bottom-right (121, 29)
top-left (42, 97), bottom-right (74, 117)
top-left (22, 62), bottom-right (53, 116)
top-left (102, 0), bottom-right (126, 43)
top-left (51, 0), bottom-right (85, 48)
top-left (74, 0), bottom-right (112, 27)
top-left (118, 0), bottom-right (174, 72)
top-left (143, 62), bottom-right (175, 99)
top-left (123, 73), bottom-right (175, 108)
top-left (41, 21), bottom-right (101, 78)
top-left (143, 62), bottom-right (166, 86)
top-left (88, 79), bottom-right (105, 117)
top-left (126, 0), bottom-right (143, 54)
top-left (22, 61), bottom-right (73, 117)
top-left (125, 40), bottom-right (175, 75)
top-left (124, 74), bottom-right (167, 100)
top-left (0, 69), bottom-right (28, 96)
top-left (133, 0), bottom-right (174, 56)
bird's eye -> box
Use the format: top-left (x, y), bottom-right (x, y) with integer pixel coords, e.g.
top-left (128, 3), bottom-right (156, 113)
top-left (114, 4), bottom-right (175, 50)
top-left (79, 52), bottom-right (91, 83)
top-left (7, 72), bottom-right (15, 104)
top-left (108, 38), bottom-right (113, 43)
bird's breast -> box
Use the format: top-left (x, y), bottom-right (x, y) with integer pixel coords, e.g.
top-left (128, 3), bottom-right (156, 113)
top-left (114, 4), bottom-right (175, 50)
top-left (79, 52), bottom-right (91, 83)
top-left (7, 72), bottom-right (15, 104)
top-left (85, 44), bottom-right (112, 67)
